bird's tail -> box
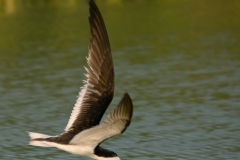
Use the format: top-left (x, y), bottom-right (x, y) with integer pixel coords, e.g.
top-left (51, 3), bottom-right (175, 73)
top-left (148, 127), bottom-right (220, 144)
top-left (27, 131), bottom-right (53, 147)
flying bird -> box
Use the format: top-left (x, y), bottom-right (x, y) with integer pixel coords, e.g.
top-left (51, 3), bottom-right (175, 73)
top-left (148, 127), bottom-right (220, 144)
top-left (27, 0), bottom-right (133, 159)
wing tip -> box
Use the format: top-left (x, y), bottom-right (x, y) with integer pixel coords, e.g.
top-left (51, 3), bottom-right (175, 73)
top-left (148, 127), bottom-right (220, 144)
top-left (119, 92), bottom-right (133, 134)
top-left (120, 92), bottom-right (133, 122)
top-left (106, 92), bottom-right (133, 124)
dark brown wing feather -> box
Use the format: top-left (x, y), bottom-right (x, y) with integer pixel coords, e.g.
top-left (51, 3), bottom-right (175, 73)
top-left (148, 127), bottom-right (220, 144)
top-left (29, 0), bottom-right (114, 145)
top-left (65, 0), bottom-right (114, 133)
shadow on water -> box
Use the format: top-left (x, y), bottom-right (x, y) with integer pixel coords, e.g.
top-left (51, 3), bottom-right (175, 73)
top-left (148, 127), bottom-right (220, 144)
top-left (0, 0), bottom-right (240, 159)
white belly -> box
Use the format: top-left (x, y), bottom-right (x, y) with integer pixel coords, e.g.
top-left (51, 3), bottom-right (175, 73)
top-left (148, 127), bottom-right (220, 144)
top-left (44, 141), bottom-right (92, 156)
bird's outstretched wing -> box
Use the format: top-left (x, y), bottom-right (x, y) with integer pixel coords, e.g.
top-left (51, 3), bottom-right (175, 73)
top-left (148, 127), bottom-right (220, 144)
top-left (69, 93), bottom-right (133, 148)
top-left (65, 0), bottom-right (114, 133)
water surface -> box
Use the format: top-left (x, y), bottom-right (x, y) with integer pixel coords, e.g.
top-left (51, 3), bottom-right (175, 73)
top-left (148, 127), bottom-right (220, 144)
top-left (0, 0), bottom-right (240, 159)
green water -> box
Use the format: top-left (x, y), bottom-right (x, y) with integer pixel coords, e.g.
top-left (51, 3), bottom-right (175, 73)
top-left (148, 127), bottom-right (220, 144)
top-left (0, 0), bottom-right (240, 159)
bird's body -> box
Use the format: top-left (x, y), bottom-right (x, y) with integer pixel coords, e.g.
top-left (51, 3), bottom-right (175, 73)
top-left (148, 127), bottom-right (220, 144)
top-left (27, 0), bottom-right (133, 160)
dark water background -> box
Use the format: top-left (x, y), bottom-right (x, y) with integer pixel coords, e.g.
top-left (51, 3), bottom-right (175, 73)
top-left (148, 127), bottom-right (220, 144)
top-left (0, 0), bottom-right (240, 159)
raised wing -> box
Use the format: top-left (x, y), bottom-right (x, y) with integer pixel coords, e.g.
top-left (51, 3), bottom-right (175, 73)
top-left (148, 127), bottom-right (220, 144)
top-left (69, 93), bottom-right (133, 147)
top-left (65, 0), bottom-right (114, 133)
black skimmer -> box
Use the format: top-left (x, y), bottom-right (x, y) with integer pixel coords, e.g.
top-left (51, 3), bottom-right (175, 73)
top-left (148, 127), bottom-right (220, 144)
top-left (27, 0), bottom-right (133, 159)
